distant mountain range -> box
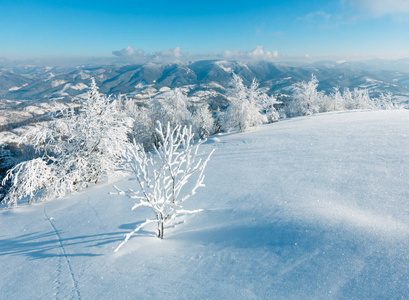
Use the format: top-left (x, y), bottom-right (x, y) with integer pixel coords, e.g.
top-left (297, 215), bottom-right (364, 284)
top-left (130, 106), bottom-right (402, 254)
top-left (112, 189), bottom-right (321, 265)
top-left (2, 59), bottom-right (409, 100)
top-left (1, 59), bottom-right (409, 131)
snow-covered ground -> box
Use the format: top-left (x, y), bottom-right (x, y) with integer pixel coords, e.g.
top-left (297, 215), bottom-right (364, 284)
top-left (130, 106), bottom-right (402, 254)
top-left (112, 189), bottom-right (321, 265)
top-left (1, 110), bottom-right (409, 299)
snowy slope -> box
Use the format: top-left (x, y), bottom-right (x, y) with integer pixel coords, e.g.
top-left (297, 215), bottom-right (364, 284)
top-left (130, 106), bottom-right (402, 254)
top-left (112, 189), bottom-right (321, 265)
top-left (2, 110), bottom-right (409, 299)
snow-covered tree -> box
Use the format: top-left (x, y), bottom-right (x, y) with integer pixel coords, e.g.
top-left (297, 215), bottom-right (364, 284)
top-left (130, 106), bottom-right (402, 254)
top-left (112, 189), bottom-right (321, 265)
top-left (192, 104), bottom-right (215, 138)
top-left (317, 94), bottom-right (333, 113)
top-left (113, 121), bottom-right (214, 251)
top-left (342, 87), bottom-right (355, 110)
top-left (150, 88), bottom-right (193, 129)
top-left (258, 93), bottom-right (280, 123)
top-left (0, 144), bottom-right (29, 201)
top-left (285, 75), bottom-right (380, 117)
top-left (222, 74), bottom-right (267, 132)
top-left (331, 87), bottom-right (346, 111)
top-left (375, 92), bottom-right (400, 110)
top-left (343, 87), bottom-right (372, 110)
top-left (352, 88), bottom-right (372, 109)
top-left (214, 108), bottom-right (226, 134)
top-left (127, 88), bottom-right (216, 150)
top-left (2, 158), bottom-right (58, 204)
top-left (286, 75), bottom-right (321, 117)
top-left (2, 78), bottom-right (130, 207)
top-left (127, 105), bottom-right (155, 151)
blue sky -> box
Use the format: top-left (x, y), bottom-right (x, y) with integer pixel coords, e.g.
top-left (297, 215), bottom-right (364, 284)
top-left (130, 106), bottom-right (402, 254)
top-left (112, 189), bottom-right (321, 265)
top-left (1, 0), bottom-right (409, 63)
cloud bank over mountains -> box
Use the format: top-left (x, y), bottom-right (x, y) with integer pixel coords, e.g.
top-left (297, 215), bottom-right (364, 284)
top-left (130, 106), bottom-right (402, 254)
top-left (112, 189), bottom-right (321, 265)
top-left (112, 45), bottom-right (279, 62)
top-left (112, 46), bottom-right (182, 61)
top-left (222, 45), bottom-right (279, 60)
top-left (112, 46), bottom-right (144, 58)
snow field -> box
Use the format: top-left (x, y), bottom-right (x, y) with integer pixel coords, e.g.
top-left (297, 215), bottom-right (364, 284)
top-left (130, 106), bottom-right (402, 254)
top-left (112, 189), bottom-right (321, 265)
top-left (1, 110), bottom-right (409, 299)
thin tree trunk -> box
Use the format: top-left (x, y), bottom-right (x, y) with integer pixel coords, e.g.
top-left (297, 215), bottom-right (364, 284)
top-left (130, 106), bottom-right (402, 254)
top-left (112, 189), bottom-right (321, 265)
top-left (158, 218), bottom-right (164, 239)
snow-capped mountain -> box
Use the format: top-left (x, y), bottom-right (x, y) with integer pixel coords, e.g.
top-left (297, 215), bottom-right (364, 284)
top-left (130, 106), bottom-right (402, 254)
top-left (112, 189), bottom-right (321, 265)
top-left (1, 59), bottom-right (409, 131)
top-left (2, 59), bottom-right (409, 103)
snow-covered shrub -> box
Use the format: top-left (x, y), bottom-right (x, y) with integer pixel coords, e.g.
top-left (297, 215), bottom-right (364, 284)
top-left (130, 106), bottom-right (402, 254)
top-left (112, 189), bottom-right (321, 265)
top-left (352, 88), bottom-right (372, 109)
top-left (128, 88), bottom-right (216, 150)
top-left (2, 158), bottom-right (58, 204)
top-left (2, 78), bottom-right (130, 207)
top-left (0, 143), bottom-right (34, 201)
top-left (285, 75), bottom-right (385, 117)
top-left (331, 88), bottom-right (346, 111)
top-left (214, 108), bottom-right (226, 134)
top-left (375, 92), bottom-right (401, 110)
top-left (113, 121), bottom-right (214, 251)
top-left (286, 75), bottom-right (321, 117)
top-left (317, 87), bottom-right (346, 113)
top-left (222, 74), bottom-right (267, 132)
top-left (259, 93), bottom-right (280, 123)
top-left (342, 88), bottom-right (354, 110)
top-left (150, 88), bottom-right (193, 129)
top-left (128, 106), bottom-right (156, 151)
top-left (343, 88), bottom-right (372, 110)
top-left (317, 94), bottom-right (333, 113)
top-left (192, 104), bottom-right (215, 138)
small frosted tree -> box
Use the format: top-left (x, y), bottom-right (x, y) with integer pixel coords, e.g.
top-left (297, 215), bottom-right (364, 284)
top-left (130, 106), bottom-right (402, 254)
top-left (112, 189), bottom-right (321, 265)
top-left (258, 93), bottom-right (279, 123)
top-left (113, 121), bottom-right (214, 251)
top-left (129, 87), bottom-right (216, 150)
top-left (286, 74), bottom-right (321, 117)
top-left (128, 105), bottom-right (156, 151)
top-left (192, 104), bottom-right (215, 138)
top-left (2, 158), bottom-right (58, 204)
top-left (222, 74), bottom-right (267, 132)
top-left (150, 88), bottom-right (193, 129)
top-left (331, 87), bottom-right (346, 111)
top-left (352, 88), bottom-right (372, 109)
top-left (342, 88), bottom-right (355, 110)
top-left (317, 94), bottom-right (333, 113)
top-left (342, 87), bottom-right (372, 110)
top-left (376, 92), bottom-right (399, 110)
top-left (2, 78), bottom-right (130, 207)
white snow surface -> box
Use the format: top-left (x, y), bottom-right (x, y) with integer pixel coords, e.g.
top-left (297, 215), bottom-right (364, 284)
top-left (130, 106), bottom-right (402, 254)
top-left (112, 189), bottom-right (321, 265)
top-left (51, 80), bottom-right (67, 88)
top-left (2, 110), bottom-right (409, 299)
top-left (69, 83), bottom-right (88, 91)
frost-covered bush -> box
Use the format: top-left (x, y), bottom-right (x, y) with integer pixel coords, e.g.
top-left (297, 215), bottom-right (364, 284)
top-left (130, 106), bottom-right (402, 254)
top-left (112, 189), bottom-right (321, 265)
top-left (0, 143), bottom-right (33, 201)
top-left (330, 88), bottom-right (346, 112)
top-left (343, 88), bottom-right (372, 110)
top-left (127, 88), bottom-right (215, 150)
top-left (150, 88), bottom-right (193, 129)
top-left (222, 74), bottom-right (268, 132)
top-left (2, 78), bottom-right (131, 207)
top-left (192, 104), bottom-right (215, 138)
top-left (259, 93), bottom-right (280, 123)
top-left (127, 105), bottom-right (155, 151)
top-left (113, 121), bottom-right (214, 251)
top-left (286, 75), bottom-right (321, 117)
top-left (3, 158), bottom-right (58, 204)
top-left (375, 92), bottom-right (401, 110)
top-left (284, 75), bottom-right (398, 117)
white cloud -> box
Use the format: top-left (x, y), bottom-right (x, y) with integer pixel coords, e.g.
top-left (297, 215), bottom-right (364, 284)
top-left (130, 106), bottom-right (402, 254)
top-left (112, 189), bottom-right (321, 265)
top-left (222, 46), bottom-right (278, 60)
top-left (112, 45), bottom-right (277, 63)
top-left (112, 46), bottom-right (144, 57)
top-left (112, 46), bottom-right (182, 62)
top-left (345, 0), bottom-right (409, 18)
top-left (359, 0), bottom-right (409, 15)
top-left (303, 10), bottom-right (332, 23)
top-left (155, 46), bottom-right (181, 58)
